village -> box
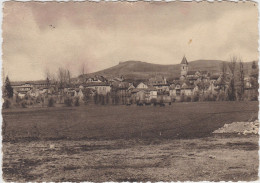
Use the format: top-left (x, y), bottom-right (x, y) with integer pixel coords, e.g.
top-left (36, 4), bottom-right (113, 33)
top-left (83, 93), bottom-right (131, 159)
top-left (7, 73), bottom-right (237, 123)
top-left (3, 56), bottom-right (258, 108)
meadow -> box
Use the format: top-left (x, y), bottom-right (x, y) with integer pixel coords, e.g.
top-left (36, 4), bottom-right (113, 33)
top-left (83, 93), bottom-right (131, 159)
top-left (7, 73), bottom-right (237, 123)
top-left (2, 101), bottom-right (259, 181)
top-left (2, 101), bottom-right (258, 141)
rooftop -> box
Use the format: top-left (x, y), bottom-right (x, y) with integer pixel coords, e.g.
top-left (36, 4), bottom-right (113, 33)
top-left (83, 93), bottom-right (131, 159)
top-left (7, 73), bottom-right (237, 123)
top-left (180, 56), bottom-right (188, 65)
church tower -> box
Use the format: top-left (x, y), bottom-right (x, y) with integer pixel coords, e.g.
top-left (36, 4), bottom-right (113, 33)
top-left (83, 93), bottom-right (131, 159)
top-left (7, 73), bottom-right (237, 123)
top-left (180, 56), bottom-right (188, 77)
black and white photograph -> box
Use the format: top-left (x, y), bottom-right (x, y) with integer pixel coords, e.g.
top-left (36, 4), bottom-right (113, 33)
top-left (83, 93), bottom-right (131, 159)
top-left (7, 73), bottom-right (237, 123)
top-left (1, 1), bottom-right (259, 182)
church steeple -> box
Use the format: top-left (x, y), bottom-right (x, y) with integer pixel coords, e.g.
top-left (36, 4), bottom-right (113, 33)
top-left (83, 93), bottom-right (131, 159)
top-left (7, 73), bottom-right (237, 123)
top-left (180, 55), bottom-right (188, 77)
top-left (180, 55), bottom-right (188, 65)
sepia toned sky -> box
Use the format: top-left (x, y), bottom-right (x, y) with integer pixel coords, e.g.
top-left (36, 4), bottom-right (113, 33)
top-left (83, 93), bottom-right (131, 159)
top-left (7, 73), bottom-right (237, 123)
top-left (2, 1), bottom-right (258, 81)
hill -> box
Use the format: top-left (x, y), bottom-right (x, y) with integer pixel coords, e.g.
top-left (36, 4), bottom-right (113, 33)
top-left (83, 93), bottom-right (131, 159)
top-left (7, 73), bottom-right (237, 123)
top-left (82, 60), bottom-right (255, 81)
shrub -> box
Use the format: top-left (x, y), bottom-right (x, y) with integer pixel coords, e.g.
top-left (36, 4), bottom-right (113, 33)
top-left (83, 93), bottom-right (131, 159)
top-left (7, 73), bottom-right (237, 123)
top-left (180, 93), bottom-right (185, 102)
top-left (94, 94), bottom-right (98, 104)
top-left (192, 92), bottom-right (199, 102)
top-left (48, 97), bottom-right (55, 107)
top-left (185, 96), bottom-right (191, 102)
top-left (64, 97), bottom-right (73, 107)
top-left (208, 93), bottom-right (217, 101)
top-left (151, 98), bottom-right (157, 106)
top-left (159, 98), bottom-right (164, 104)
top-left (21, 100), bottom-right (27, 108)
top-left (3, 99), bottom-right (11, 109)
top-left (217, 91), bottom-right (226, 101)
top-left (15, 95), bottom-right (22, 104)
top-left (106, 94), bottom-right (110, 104)
top-left (100, 95), bottom-right (105, 105)
top-left (74, 97), bottom-right (80, 106)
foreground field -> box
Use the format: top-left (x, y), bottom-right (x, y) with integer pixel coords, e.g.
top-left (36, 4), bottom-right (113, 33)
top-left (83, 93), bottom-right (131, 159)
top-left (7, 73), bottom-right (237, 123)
top-left (3, 135), bottom-right (258, 181)
top-left (2, 101), bottom-right (259, 181)
top-left (2, 101), bottom-right (258, 141)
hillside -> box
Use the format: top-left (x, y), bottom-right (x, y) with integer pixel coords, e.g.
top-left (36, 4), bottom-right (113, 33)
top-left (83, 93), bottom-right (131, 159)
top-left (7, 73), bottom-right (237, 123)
top-left (82, 60), bottom-right (255, 81)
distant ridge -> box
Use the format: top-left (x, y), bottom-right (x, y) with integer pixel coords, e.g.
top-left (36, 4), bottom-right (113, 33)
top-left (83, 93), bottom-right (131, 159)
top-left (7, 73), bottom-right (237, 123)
top-left (83, 60), bottom-right (255, 81)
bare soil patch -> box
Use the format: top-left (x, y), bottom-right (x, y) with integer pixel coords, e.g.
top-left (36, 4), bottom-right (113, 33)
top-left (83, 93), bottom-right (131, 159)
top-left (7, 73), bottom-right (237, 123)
top-left (2, 135), bottom-right (258, 182)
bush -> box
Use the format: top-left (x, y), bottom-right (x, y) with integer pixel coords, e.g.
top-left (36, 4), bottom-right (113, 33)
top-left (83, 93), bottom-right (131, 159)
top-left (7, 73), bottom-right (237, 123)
top-left (217, 91), bottom-right (226, 101)
top-left (74, 97), bottom-right (80, 106)
top-left (208, 93), bottom-right (217, 101)
top-left (185, 95), bottom-right (191, 102)
top-left (3, 99), bottom-right (11, 109)
top-left (48, 97), bottom-right (55, 107)
top-left (151, 98), bottom-right (157, 106)
top-left (180, 94), bottom-right (185, 102)
top-left (192, 92), bottom-right (199, 102)
top-left (159, 98), bottom-right (164, 104)
top-left (15, 95), bottom-right (22, 104)
top-left (64, 97), bottom-right (73, 107)
top-left (21, 100), bottom-right (27, 108)
top-left (100, 95), bottom-right (105, 105)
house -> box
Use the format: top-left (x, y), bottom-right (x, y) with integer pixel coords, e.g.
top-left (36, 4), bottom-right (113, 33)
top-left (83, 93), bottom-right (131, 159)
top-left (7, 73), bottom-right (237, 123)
top-left (136, 82), bottom-right (148, 89)
top-left (86, 76), bottom-right (107, 83)
top-left (111, 76), bottom-right (125, 82)
top-left (31, 80), bottom-right (49, 88)
top-left (111, 81), bottom-right (130, 104)
top-left (84, 82), bottom-right (111, 95)
top-left (146, 87), bottom-right (158, 100)
top-left (11, 82), bottom-right (33, 94)
top-left (149, 76), bottom-right (167, 86)
top-left (169, 84), bottom-right (176, 97)
top-left (127, 83), bottom-right (135, 91)
top-left (181, 82), bottom-right (195, 96)
top-left (149, 76), bottom-right (169, 93)
top-left (186, 71), bottom-right (197, 78)
top-left (210, 74), bottom-right (221, 83)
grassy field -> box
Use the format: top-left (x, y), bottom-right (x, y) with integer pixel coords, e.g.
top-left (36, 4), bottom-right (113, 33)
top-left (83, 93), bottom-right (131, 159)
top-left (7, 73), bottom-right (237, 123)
top-left (2, 101), bottom-right (258, 141)
top-left (2, 101), bottom-right (259, 181)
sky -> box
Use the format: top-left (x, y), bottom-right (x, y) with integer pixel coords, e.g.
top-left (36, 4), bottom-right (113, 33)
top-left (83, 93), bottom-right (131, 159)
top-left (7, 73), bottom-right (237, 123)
top-left (2, 1), bottom-right (259, 81)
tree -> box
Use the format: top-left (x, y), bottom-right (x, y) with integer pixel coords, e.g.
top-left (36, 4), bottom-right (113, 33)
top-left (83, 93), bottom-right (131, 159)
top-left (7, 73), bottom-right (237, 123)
top-left (94, 93), bottom-right (98, 104)
top-left (197, 79), bottom-right (209, 95)
top-left (46, 77), bottom-right (50, 88)
top-left (221, 62), bottom-right (227, 86)
top-left (237, 59), bottom-right (245, 100)
top-left (252, 61), bottom-right (257, 70)
top-left (57, 67), bottom-right (71, 89)
top-left (227, 56), bottom-right (237, 101)
top-left (250, 60), bottom-right (259, 100)
top-left (4, 76), bottom-right (13, 98)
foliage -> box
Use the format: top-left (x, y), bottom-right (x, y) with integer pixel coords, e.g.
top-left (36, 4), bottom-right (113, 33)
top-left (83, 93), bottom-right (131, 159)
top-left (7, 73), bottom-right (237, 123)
top-left (94, 93), bottom-right (98, 104)
top-left (74, 97), bottom-right (80, 106)
top-left (252, 61), bottom-right (257, 69)
top-left (106, 93), bottom-right (110, 104)
top-left (151, 98), bottom-right (157, 105)
top-left (15, 95), bottom-right (22, 104)
top-left (217, 91), bottom-right (226, 101)
top-left (180, 93), bottom-right (185, 102)
top-left (208, 92), bottom-right (217, 101)
top-left (227, 56), bottom-right (237, 101)
top-left (3, 99), bottom-right (11, 109)
top-left (48, 97), bottom-right (55, 107)
top-left (4, 76), bottom-right (13, 98)
top-left (64, 97), bottom-right (73, 107)
top-left (21, 100), bottom-right (27, 108)
top-left (57, 67), bottom-right (71, 89)
top-left (191, 92), bottom-right (199, 102)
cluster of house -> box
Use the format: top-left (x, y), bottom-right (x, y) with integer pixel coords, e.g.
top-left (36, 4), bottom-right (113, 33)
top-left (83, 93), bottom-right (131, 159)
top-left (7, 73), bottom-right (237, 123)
top-left (10, 56), bottom-right (255, 103)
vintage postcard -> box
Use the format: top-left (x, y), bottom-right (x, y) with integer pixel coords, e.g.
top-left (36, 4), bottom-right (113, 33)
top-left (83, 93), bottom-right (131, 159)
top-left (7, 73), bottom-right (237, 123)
top-left (1, 1), bottom-right (259, 182)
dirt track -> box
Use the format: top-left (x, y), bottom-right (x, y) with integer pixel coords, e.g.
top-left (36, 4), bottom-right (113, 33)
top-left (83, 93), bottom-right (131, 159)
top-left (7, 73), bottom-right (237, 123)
top-left (3, 135), bottom-right (258, 182)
